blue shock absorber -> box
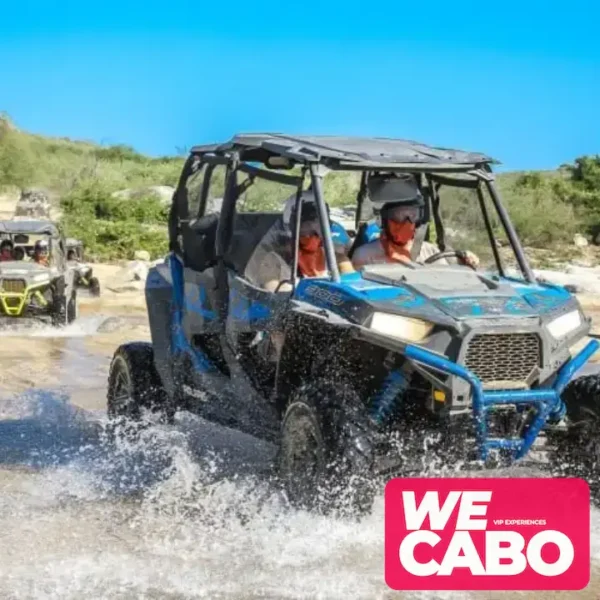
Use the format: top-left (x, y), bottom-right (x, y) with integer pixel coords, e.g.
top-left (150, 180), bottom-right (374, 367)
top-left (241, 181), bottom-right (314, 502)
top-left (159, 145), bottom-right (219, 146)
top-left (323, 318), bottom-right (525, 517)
top-left (370, 369), bottom-right (410, 424)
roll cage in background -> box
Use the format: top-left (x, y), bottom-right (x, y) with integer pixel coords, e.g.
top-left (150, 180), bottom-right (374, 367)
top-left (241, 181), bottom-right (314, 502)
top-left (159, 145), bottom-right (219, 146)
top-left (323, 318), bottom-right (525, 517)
top-left (0, 219), bottom-right (67, 268)
top-left (168, 135), bottom-right (536, 298)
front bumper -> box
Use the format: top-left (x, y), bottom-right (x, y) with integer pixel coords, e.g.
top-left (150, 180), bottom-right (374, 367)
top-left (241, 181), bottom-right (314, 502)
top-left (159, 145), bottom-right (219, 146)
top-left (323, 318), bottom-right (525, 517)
top-left (390, 339), bottom-right (599, 462)
top-left (0, 285), bottom-right (51, 317)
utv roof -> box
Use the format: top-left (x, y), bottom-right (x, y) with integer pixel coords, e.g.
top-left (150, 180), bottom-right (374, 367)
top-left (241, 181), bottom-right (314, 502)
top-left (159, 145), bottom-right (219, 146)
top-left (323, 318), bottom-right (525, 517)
top-left (0, 220), bottom-right (60, 236)
top-left (190, 134), bottom-right (497, 172)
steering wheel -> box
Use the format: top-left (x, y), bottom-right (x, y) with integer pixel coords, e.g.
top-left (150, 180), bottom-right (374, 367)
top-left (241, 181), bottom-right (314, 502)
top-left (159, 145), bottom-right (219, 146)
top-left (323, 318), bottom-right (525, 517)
top-left (423, 250), bottom-right (476, 270)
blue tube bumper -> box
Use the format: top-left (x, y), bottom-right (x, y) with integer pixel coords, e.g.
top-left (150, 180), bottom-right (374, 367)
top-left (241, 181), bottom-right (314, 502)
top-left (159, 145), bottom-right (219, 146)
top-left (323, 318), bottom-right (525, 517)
top-left (403, 339), bottom-right (600, 461)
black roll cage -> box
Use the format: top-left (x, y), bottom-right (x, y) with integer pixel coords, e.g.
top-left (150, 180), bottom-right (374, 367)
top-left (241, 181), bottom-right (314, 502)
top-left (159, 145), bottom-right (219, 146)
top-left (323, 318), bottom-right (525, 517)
top-left (169, 147), bottom-right (536, 285)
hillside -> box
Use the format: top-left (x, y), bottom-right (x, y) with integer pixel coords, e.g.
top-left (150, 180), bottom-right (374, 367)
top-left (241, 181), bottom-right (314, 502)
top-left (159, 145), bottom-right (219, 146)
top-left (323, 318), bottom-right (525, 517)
top-left (1, 113), bottom-right (599, 265)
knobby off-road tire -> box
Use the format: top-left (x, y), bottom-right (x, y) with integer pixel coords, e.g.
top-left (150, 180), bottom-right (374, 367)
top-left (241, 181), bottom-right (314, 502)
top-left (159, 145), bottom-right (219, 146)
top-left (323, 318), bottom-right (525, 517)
top-left (552, 374), bottom-right (600, 497)
top-left (89, 276), bottom-right (101, 297)
top-left (49, 274), bottom-right (77, 326)
top-left (67, 292), bottom-right (77, 323)
top-left (277, 380), bottom-right (376, 518)
top-left (107, 343), bottom-right (174, 438)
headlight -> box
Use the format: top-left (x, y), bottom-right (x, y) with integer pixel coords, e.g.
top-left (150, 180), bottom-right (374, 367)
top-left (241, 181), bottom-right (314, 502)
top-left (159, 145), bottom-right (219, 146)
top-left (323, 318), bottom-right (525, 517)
top-left (368, 312), bottom-right (434, 342)
top-left (32, 273), bottom-right (50, 283)
top-left (547, 310), bottom-right (582, 340)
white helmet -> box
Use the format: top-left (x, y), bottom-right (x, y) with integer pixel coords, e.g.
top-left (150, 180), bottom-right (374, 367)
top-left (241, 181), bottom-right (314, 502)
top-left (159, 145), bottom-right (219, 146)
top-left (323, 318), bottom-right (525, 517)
top-left (34, 239), bottom-right (49, 254)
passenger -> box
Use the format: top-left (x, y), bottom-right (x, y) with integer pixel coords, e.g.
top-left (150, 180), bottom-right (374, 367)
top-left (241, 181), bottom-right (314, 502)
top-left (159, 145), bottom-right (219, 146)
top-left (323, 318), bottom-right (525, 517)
top-left (282, 192), bottom-right (353, 255)
top-left (13, 246), bottom-right (25, 261)
top-left (33, 239), bottom-right (50, 266)
top-left (352, 176), bottom-right (479, 269)
top-left (246, 192), bottom-right (354, 293)
top-left (0, 240), bottom-right (14, 262)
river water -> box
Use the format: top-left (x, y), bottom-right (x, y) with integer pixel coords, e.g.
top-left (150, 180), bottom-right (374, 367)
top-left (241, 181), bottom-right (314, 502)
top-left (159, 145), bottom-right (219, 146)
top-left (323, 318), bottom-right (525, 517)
top-left (1, 301), bottom-right (600, 599)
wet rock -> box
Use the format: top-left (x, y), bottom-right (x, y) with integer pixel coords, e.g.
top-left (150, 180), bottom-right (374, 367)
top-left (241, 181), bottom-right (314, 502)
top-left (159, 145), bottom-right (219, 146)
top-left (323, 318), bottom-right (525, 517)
top-left (97, 316), bottom-right (129, 333)
top-left (134, 250), bottom-right (151, 262)
top-left (526, 266), bottom-right (600, 295)
top-left (14, 188), bottom-right (52, 219)
top-left (574, 233), bottom-right (588, 248)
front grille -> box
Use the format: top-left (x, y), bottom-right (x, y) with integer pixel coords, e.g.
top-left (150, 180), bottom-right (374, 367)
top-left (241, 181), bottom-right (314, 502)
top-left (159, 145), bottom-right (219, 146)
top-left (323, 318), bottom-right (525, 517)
top-left (1, 279), bottom-right (26, 294)
top-left (464, 333), bottom-right (541, 387)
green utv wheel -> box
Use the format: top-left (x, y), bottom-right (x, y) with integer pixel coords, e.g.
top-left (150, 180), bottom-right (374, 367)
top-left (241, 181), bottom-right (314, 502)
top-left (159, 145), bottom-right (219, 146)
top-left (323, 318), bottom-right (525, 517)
top-left (89, 276), bottom-right (101, 297)
top-left (552, 374), bottom-right (600, 496)
top-left (107, 343), bottom-right (173, 437)
top-left (277, 381), bottom-right (376, 517)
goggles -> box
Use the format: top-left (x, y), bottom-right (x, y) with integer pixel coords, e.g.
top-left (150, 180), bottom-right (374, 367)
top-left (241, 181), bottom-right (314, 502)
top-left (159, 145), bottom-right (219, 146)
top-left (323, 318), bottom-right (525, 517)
top-left (383, 203), bottom-right (424, 224)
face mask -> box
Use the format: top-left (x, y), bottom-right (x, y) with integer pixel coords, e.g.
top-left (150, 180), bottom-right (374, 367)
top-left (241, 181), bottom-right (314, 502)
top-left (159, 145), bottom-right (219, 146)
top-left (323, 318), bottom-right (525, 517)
top-left (387, 219), bottom-right (415, 246)
top-left (299, 234), bottom-right (322, 253)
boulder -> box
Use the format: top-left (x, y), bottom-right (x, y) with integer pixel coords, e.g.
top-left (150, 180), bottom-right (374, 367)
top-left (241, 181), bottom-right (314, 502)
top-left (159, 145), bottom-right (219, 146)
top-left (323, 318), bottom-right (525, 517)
top-left (574, 233), bottom-right (588, 248)
top-left (105, 260), bottom-right (149, 293)
top-left (97, 316), bottom-right (129, 333)
top-left (111, 185), bottom-right (175, 206)
top-left (134, 250), bottom-right (151, 262)
top-left (206, 197), bottom-right (223, 213)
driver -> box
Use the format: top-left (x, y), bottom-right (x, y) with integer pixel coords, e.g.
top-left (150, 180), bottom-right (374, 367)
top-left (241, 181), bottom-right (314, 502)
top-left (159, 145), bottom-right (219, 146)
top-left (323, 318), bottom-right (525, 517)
top-left (0, 240), bottom-right (13, 262)
top-left (33, 239), bottom-right (50, 266)
top-left (352, 175), bottom-right (479, 269)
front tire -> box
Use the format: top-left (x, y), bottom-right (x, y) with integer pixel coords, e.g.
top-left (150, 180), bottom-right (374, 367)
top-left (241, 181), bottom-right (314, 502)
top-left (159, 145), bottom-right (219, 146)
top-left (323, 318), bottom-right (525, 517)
top-left (67, 292), bottom-right (77, 323)
top-left (107, 343), bottom-right (172, 432)
top-left (277, 381), bottom-right (376, 517)
top-left (553, 374), bottom-right (600, 496)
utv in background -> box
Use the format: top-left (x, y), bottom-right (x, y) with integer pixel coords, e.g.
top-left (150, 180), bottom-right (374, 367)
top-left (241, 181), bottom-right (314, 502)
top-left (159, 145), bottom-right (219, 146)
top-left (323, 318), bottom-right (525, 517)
top-left (66, 238), bottom-right (101, 297)
top-left (0, 220), bottom-right (78, 326)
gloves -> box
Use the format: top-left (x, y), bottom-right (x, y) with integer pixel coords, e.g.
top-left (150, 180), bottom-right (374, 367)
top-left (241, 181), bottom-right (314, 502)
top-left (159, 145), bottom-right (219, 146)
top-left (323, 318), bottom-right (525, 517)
top-left (458, 250), bottom-right (480, 269)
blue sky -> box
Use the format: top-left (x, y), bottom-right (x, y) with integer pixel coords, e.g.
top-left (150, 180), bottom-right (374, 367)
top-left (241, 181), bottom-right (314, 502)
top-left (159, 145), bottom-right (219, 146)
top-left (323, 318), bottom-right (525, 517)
top-left (1, 0), bottom-right (598, 171)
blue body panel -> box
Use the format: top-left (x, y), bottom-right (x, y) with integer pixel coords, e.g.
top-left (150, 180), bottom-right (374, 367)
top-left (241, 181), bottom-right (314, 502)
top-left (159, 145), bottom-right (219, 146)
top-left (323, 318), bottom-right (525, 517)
top-left (160, 248), bottom-right (594, 464)
top-left (168, 255), bottom-right (218, 373)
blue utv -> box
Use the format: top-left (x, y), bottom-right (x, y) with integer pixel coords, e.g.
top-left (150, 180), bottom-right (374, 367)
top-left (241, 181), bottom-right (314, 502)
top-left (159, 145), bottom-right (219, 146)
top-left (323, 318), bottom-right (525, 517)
top-left (107, 134), bottom-right (600, 514)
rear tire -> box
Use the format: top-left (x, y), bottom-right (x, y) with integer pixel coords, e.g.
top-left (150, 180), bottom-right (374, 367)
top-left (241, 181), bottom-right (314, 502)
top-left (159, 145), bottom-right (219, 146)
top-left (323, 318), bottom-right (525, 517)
top-left (553, 374), bottom-right (600, 496)
top-left (107, 343), bottom-right (173, 436)
top-left (277, 380), bottom-right (376, 517)
top-left (89, 276), bottom-right (101, 297)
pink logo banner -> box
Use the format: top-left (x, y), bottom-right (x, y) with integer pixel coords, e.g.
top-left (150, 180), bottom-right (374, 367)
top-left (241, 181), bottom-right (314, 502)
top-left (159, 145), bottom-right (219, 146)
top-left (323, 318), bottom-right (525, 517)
top-left (385, 477), bottom-right (590, 591)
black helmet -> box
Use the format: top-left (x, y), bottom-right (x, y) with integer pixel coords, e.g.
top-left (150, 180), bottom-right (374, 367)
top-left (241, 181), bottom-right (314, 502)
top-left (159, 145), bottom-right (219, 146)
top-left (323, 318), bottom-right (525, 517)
top-left (283, 191), bottom-right (330, 230)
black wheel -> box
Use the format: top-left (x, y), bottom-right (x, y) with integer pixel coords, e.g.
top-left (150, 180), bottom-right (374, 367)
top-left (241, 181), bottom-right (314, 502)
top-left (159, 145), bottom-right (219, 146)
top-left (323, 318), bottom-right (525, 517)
top-left (277, 380), bottom-right (376, 517)
top-left (89, 276), bottom-right (101, 297)
top-left (552, 374), bottom-right (600, 496)
top-left (50, 277), bottom-right (68, 327)
top-left (107, 343), bottom-right (172, 430)
top-left (51, 296), bottom-right (67, 327)
top-left (67, 292), bottom-right (77, 323)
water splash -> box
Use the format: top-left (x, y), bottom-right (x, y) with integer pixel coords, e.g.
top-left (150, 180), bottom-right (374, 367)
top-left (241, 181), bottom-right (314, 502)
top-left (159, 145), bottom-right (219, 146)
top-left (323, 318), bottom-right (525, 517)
top-left (0, 389), bottom-right (599, 599)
